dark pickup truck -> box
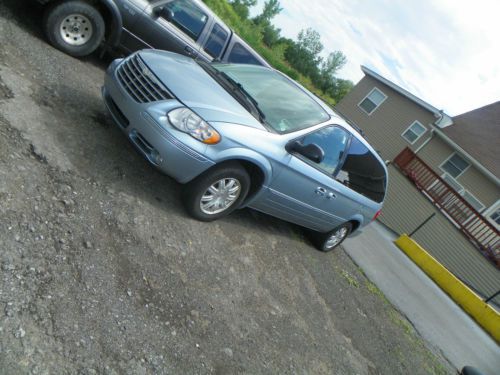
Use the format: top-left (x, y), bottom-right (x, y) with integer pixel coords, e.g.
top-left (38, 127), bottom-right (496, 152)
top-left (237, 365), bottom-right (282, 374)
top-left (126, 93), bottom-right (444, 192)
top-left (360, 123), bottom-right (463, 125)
top-left (37, 0), bottom-right (269, 66)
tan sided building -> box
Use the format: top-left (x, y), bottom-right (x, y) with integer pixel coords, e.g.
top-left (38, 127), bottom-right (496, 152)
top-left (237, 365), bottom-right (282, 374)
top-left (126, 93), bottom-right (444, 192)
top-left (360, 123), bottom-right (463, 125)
top-left (336, 66), bottom-right (500, 305)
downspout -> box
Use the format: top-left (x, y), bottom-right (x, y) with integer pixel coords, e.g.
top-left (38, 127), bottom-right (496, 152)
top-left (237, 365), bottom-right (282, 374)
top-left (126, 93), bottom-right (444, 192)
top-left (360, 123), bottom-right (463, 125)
top-left (414, 110), bottom-right (444, 155)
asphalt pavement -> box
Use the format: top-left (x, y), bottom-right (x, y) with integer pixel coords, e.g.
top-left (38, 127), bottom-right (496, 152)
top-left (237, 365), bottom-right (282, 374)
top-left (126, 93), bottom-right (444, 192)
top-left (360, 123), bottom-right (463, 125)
top-left (343, 221), bottom-right (500, 375)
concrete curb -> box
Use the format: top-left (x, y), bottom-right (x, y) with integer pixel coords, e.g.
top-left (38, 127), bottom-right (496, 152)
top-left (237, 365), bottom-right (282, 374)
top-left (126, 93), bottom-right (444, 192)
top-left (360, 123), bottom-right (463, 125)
top-left (394, 234), bottom-right (500, 343)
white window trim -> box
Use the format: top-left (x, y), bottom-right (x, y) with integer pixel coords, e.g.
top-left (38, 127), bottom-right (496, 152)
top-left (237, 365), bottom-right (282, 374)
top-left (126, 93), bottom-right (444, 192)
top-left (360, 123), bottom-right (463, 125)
top-left (440, 173), bottom-right (484, 212)
top-left (439, 152), bottom-right (470, 179)
top-left (401, 120), bottom-right (427, 144)
top-left (461, 190), bottom-right (485, 213)
top-left (440, 172), bottom-right (464, 192)
top-left (357, 87), bottom-right (387, 115)
top-left (483, 199), bottom-right (500, 229)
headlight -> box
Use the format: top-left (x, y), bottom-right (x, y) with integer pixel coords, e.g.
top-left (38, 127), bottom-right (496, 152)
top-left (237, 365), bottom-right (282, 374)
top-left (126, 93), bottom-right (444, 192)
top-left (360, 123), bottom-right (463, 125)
top-left (167, 108), bottom-right (221, 144)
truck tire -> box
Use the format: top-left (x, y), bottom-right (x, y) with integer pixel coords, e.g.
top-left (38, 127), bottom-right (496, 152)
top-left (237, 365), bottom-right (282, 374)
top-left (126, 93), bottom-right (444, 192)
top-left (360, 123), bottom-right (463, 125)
top-left (43, 1), bottom-right (105, 57)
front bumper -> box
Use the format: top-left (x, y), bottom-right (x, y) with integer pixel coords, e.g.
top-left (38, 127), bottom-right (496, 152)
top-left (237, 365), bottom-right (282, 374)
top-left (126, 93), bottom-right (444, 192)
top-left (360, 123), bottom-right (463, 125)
top-left (102, 59), bottom-right (215, 183)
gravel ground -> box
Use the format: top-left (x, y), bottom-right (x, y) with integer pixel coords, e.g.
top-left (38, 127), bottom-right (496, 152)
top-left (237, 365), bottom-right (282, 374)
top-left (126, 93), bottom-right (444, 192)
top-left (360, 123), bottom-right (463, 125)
top-left (0, 1), bottom-right (454, 374)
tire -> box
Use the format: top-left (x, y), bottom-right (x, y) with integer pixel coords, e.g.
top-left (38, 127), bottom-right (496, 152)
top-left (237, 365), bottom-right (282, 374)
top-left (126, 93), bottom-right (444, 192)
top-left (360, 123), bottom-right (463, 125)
top-left (183, 162), bottom-right (251, 222)
top-left (312, 222), bottom-right (352, 252)
top-left (43, 1), bottom-right (105, 57)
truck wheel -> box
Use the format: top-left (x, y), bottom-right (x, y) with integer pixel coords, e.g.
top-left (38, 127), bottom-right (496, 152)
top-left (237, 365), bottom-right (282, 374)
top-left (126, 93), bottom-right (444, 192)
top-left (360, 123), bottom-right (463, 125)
top-left (183, 163), bottom-right (250, 222)
top-left (43, 1), bottom-right (105, 57)
top-left (312, 222), bottom-right (352, 252)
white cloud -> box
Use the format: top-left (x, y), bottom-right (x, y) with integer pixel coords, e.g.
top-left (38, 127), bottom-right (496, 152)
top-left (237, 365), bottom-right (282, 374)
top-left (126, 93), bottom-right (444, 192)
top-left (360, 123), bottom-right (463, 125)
top-left (256, 0), bottom-right (500, 115)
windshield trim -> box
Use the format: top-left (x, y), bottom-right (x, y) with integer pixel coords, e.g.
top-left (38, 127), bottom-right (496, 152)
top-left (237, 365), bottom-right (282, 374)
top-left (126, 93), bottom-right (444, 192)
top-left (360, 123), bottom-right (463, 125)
top-left (209, 63), bottom-right (330, 134)
top-left (195, 60), bottom-right (276, 132)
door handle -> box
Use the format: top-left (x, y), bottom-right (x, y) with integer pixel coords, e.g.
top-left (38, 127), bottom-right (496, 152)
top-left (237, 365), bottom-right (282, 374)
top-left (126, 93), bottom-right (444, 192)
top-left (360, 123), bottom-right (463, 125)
top-left (184, 46), bottom-right (196, 56)
top-left (326, 192), bottom-right (336, 199)
top-left (315, 187), bottom-right (326, 196)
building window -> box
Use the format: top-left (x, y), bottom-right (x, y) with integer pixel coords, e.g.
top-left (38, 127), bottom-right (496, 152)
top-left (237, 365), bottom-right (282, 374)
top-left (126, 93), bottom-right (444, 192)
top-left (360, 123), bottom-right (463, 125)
top-left (402, 121), bottom-right (427, 144)
top-left (358, 87), bottom-right (387, 115)
top-left (440, 173), bottom-right (485, 213)
top-left (485, 200), bottom-right (500, 229)
top-left (441, 173), bottom-right (464, 192)
top-left (462, 191), bottom-right (485, 212)
top-left (440, 153), bottom-right (469, 178)
top-left (491, 209), bottom-right (500, 225)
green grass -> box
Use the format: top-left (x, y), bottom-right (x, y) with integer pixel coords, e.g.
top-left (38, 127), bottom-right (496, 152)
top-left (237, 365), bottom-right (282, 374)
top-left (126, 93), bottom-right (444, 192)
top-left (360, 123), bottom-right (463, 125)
top-left (365, 280), bottom-right (390, 305)
top-left (340, 270), bottom-right (359, 287)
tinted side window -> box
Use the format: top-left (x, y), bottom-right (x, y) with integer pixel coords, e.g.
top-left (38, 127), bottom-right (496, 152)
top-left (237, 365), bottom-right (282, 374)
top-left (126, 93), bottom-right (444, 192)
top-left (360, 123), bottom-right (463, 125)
top-left (204, 24), bottom-right (228, 58)
top-left (164, 0), bottom-right (208, 40)
top-left (336, 137), bottom-right (386, 202)
top-left (300, 126), bottom-right (350, 175)
top-left (227, 43), bottom-right (260, 65)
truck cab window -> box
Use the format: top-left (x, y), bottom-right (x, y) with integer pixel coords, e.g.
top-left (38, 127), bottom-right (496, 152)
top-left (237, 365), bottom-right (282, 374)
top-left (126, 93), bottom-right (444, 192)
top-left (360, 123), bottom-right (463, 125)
top-left (164, 0), bottom-right (208, 40)
top-left (227, 42), bottom-right (260, 65)
top-left (204, 24), bottom-right (228, 58)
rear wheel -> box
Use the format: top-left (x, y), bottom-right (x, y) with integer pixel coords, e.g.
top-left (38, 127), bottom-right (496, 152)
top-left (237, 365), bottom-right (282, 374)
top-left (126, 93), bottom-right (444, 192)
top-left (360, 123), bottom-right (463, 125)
top-left (183, 163), bottom-right (250, 222)
top-left (43, 1), bottom-right (105, 57)
top-left (313, 222), bottom-right (352, 252)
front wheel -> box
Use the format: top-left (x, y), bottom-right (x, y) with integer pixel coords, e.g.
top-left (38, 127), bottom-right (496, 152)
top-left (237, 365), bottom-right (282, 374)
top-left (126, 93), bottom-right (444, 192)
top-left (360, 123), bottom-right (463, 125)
top-left (183, 163), bottom-right (250, 222)
top-left (43, 1), bottom-right (105, 57)
top-left (312, 222), bottom-right (352, 252)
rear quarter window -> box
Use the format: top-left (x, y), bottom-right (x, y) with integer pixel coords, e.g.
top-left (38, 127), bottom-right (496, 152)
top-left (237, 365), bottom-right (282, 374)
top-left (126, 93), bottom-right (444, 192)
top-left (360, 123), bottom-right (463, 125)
top-left (227, 43), bottom-right (261, 65)
top-left (336, 137), bottom-right (386, 203)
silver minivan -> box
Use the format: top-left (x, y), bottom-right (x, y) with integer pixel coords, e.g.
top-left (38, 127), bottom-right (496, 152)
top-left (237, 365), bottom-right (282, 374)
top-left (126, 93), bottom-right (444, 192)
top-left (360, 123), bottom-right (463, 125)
top-left (102, 50), bottom-right (387, 251)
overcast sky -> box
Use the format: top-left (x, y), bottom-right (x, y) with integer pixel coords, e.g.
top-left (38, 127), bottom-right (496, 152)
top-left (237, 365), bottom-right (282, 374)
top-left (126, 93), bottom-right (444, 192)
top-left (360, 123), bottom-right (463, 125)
top-left (254, 0), bottom-right (500, 116)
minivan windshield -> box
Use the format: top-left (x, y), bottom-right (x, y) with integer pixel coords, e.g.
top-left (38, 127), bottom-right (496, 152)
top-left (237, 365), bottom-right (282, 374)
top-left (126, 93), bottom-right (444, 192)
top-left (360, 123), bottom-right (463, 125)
top-left (212, 64), bottom-right (330, 133)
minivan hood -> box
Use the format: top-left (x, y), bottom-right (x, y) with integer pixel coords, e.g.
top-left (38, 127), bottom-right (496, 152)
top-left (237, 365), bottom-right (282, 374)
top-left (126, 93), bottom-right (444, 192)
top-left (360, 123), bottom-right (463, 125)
top-left (138, 50), bottom-right (265, 130)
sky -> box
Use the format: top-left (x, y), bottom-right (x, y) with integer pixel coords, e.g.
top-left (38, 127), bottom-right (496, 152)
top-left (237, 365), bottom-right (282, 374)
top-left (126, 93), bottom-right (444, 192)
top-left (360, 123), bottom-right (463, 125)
top-left (253, 0), bottom-right (500, 116)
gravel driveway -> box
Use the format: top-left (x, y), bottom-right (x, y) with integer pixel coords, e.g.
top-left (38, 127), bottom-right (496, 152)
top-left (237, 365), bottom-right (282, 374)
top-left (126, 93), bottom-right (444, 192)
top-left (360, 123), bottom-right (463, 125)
top-left (0, 1), bottom-right (453, 374)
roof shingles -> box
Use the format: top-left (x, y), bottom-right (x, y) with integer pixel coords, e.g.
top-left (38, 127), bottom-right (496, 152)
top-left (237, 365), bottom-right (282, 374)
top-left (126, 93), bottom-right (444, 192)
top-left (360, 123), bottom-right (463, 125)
top-left (443, 101), bottom-right (500, 178)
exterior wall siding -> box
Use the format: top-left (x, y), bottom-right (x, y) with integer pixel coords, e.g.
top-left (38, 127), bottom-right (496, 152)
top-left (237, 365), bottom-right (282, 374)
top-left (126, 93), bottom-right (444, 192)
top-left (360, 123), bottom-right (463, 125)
top-left (417, 137), bottom-right (499, 208)
top-left (380, 165), bottom-right (500, 305)
top-left (336, 74), bottom-right (499, 210)
top-left (335, 76), bottom-right (436, 161)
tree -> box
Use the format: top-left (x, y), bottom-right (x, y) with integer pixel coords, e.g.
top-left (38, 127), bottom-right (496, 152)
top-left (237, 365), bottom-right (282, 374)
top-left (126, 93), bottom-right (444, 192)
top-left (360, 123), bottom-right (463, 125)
top-left (315, 51), bottom-right (347, 92)
top-left (297, 28), bottom-right (323, 62)
top-left (261, 22), bottom-right (282, 47)
top-left (284, 28), bottom-right (324, 78)
top-left (330, 78), bottom-right (354, 102)
top-left (253, 0), bottom-right (282, 25)
top-left (229, 0), bottom-right (257, 20)
top-left (320, 51), bottom-right (347, 79)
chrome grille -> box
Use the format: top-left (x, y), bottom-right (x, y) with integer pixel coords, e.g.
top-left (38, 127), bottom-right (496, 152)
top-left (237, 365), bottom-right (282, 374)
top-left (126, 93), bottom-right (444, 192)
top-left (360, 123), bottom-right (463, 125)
top-left (117, 55), bottom-right (172, 103)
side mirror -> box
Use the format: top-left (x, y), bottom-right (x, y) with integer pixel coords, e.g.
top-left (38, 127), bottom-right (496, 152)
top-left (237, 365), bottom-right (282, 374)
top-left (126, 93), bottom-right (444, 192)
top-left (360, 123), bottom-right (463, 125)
top-left (287, 140), bottom-right (325, 163)
top-left (156, 7), bottom-right (174, 22)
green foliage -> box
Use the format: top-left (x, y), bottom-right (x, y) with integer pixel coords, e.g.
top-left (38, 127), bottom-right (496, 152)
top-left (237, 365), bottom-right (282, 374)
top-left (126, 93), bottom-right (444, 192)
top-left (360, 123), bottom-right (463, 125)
top-left (228, 0), bottom-right (256, 20)
top-left (253, 0), bottom-right (282, 25)
top-left (202, 0), bottom-right (352, 105)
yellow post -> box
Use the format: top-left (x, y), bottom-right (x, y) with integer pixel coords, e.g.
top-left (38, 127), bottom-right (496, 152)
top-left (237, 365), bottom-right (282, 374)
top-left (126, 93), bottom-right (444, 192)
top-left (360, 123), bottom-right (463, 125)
top-left (394, 234), bottom-right (500, 343)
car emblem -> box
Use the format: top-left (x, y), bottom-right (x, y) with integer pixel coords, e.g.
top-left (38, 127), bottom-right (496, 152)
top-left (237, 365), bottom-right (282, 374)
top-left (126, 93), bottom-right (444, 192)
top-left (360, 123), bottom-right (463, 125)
top-left (137, 57), bottom-right (162, 87)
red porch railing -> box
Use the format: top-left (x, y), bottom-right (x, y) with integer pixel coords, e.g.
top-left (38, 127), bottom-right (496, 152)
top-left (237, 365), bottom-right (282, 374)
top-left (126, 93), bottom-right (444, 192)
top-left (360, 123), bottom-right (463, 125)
top-left (394, 147), bottom-right (500, 267)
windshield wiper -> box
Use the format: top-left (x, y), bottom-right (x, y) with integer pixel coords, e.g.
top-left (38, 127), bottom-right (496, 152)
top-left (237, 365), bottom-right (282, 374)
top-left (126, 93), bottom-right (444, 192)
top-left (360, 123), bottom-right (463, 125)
top-left (195, 61), bottom-right (266, 124)
top-left (218, 72), bottom-right (267, 124)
